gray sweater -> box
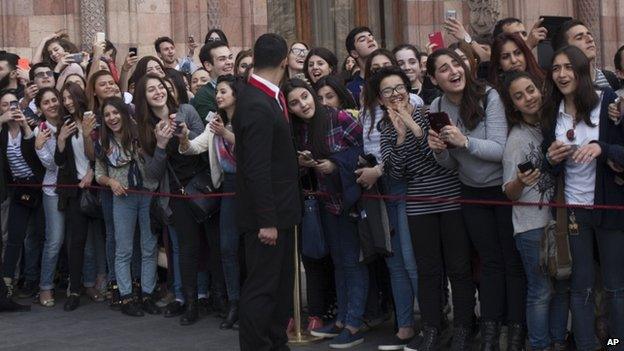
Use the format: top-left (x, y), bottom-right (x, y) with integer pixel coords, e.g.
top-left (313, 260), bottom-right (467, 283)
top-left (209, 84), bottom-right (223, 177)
top-left (431, 88), bottom-right (508, 187)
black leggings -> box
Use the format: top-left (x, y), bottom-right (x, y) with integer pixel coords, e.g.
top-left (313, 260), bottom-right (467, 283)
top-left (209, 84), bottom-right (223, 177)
top-left (66, 194), bottom-right (92, 294)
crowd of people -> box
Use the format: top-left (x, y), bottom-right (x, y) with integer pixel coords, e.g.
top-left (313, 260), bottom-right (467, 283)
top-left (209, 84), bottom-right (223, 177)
top-left (0, 13), bottom-right (624, 351)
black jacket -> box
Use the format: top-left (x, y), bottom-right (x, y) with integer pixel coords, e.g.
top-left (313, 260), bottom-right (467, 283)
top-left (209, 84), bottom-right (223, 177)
top-left (232, 82), bottom-right (302, 231)
top-left (542, 88), bottom-right (624, 229)
top-left (0, 127), bottom-right (44, 190)
top-left (54, 134), bottom-right (81, 210)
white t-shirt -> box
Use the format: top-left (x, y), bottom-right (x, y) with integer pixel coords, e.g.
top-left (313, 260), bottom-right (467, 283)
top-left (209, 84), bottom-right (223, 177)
top-left (71, 129), bottom-right (89, 180)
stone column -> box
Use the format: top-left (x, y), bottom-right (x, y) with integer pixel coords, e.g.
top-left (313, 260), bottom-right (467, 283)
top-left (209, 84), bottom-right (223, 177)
top-left (80, 0), bottom-right (106, 51)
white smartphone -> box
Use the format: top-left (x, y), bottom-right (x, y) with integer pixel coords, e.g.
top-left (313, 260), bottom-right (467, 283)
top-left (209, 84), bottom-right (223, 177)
top-left (445, 10), bottom-right (457, 20)
top-left (95, 32), bottom-right (106, 43)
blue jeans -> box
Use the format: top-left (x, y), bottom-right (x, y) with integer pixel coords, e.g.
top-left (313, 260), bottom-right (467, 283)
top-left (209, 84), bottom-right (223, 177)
top-left (515, 228), bottom-right (570, 349)
top-left (39, 194), bottom-right (65, 290)
top-left (322, 208), bottom-right (368, 328)
top-left (383, 177), bottom-right (416, 327)
top-left (569, 209), bottom-right (624, 351)
top-left (220, 173), bottom-right (240, 301)
top-left (112, 194), bottom-right (157, 297)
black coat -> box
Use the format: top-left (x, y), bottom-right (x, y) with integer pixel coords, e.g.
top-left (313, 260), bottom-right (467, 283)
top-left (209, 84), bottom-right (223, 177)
top-left (542, 88), bottom-right (624, 229)
top-left (54, 134), bottom-right (80, 210)
top-left (0, 127), bottom-right (44, 196)
top-left (232, 82), bottom-right (302, 231)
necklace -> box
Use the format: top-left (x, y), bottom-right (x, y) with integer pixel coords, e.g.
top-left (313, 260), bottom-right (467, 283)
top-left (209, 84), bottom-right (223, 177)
top-left (566, 118), bottom-right (577, 142)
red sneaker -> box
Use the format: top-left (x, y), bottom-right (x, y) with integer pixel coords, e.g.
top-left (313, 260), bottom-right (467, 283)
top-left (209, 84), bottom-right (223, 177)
top-left (307, 316), bottom-right (323, 332)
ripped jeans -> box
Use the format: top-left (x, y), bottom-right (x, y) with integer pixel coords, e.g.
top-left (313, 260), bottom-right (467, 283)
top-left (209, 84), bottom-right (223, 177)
top-left (569, 209), bottom-right (624, 351)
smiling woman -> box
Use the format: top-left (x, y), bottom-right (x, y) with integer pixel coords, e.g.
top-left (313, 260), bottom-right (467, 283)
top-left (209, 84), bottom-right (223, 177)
top-left (304, 47), bottom-right (338, 85)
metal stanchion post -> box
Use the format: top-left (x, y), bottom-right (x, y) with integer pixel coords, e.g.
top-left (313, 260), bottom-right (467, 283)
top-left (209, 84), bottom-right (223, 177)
top-left (288, 225), bottom-right (322, 345)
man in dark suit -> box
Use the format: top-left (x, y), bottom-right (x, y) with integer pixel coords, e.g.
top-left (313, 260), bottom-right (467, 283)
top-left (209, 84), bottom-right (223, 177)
top-left (234, 33), bottom-right (302, 351)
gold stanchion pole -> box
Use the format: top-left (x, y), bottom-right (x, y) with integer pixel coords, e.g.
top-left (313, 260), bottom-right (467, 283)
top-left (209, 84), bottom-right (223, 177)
top-left (288, 225), bottom-right (323, 345)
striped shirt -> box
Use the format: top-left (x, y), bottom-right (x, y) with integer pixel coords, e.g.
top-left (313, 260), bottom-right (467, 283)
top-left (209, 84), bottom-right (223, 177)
top-left (380, 107), bottom-right (461, 216)
top-left (594, 69), bottom-right (610, 89)
top-left (7, 130), bottom-right (34, 179)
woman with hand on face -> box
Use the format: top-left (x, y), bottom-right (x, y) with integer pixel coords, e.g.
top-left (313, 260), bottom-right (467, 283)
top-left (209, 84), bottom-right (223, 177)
top-left (426, 49), bottom-right (526, 351)
top-left (94, 97), bottom-right (166, 317)
top-left (178, 74), bottom-right (242, 329)
top-left (0, 90), bottom-right (45, 301)
top-left (304, 48), bottom-right (338, 85)
top-left (373, 66), bottom-right (476, 351)
top-left (287, 42), bottom-right (309, 79)
top-left (542, 45), bottom-right (624, 351)
top-left (133, 73), bottom-right (206, 325)
top-left (500, 71), bottom-right (569, 351)
top-left (284, 78), bottom-right (367, 349)
top-left (488, 33), bottom-right (545, 89)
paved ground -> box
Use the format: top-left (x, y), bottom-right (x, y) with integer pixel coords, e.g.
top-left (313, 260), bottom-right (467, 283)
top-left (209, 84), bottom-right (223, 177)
top-left (0, 295), bottom-right (403, 351)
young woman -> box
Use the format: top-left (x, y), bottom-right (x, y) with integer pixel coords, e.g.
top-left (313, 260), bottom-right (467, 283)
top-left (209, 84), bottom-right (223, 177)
top-left (341, 56), bottom-right (358, 84)
top-left (38, 36), bottom-right (84, 91)
top-left (86, 70), bottom-right (119, 112)
top-left (500, 71), bottom-right (569, 351)
top-left (393, 44), bottom-right (441, 106)
top-left (133, 73), bottom-right (206, 325)
top-left (190, 68), bottom-right (210, 95)
top-left (372, 66), bottom-right (476, 351)
top-left (64, 73), bottom-right (87, 91)
top-left (94, 97), bottom-right (165, 317)
top-left (304, 47), bottom-right (338, 85)
top-left (542, 45), bottom-right (624, 351)
top-left (287, 42), bottom-right (309, 78)
top-left (178, 74), bottom-right (243, 329)
top-left (205, 28), bottom-right (228, 44)
top-left (235, 49), bottom-right (253, 76)
top-left (488, 33), bottom-right (545, 89)
top-left (448, 42), bottom-right (480, 77)
top-left (284, 78), bottom-right (367, 349)
top-left (0, 90), bottom-right (44, 300)
top-left (314, 75), bottom-right (357, 111)
top-left (165, 68), bottom-right (191, 104)
top-left (426, 49), bottom-right (526, 350)
top-left (128, 56), bottom-right (166, 91)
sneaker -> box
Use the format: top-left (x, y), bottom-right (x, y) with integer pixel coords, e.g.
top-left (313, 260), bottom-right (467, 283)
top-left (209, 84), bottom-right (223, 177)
top-left (405, 325), bottom-right (439, 351)
top-left (378, 334), bottom-right (414, 350)
top-left (328, 328), bottom-right (364, 349)
top-left (307, 316), bottom-right (324, 332)
top-left (311, 323), bottom-right (344, 338)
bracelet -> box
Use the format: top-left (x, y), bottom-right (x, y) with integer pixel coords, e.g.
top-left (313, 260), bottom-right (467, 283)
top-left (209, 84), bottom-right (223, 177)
top-left (463, 136), bottom-right (469, 149)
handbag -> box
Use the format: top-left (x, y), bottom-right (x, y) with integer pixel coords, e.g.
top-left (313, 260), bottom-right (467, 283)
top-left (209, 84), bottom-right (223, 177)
top-left (168, 163), bottom-right (220, 223)
top-left (540, 175), bottom-right (572, 280)
top-left (79, 189), bottom-right (102, 218)
top-left (301, 195), bottom-right (328, 259)
top-left (12, 178), bottom-right (41, 208)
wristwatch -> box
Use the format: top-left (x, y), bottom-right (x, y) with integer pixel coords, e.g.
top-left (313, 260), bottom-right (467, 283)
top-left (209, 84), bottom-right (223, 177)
top-left (463, 33), bottom-right (473, 44)
top-left (463, 136), bottom-right (470, 149)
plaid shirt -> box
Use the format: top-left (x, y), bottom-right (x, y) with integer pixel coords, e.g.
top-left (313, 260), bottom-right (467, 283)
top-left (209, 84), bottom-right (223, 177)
top-left (298, 108), bottom-right (362, 214)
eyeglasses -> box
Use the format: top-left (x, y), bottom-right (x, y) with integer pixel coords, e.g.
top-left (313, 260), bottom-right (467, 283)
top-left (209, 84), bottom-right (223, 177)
top-left (34, 71), bottom-right (54, 79)
top-left (380, 84), bottom-right (408, 98)
top-left (207, 37), bottom-right (221, 42)
top-left (290, 48), bottom-right (309, 57)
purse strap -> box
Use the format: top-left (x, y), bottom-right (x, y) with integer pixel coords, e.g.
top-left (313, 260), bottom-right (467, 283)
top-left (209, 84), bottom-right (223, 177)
top-left (555, 175), bottom-right (567, 228)
top-left (166, 162), bottom-right (186, 195)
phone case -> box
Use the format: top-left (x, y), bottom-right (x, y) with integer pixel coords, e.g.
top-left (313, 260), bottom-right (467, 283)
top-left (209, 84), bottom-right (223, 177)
top-left (428, 32), bottom-right (445, 51)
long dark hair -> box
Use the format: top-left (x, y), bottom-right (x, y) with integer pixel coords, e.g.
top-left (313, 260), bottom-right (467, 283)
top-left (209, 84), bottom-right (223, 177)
top-left (303, 47), bottom-right (338, 84)
top-left (42, 37), bottom-right (79, 64)
top-left (362, 49), bottom-right (399, 136)
top-left (129, 56), bottom-right (165, 87)
top-left (542, 45), bottom-right (599, 132)
top-left (205, 29), bottom-right (229, 45)
top-left (99, 96), bottom-right (137, 157)
top-left (426, 49), bottom-right (487, 131)
top-left (488, 33), bottom-right (545, 88)
top-left (500, 70), bottom-right (544, 128)
top-left (314, 75), bottom-right (357, 110)
top-left (35, 87), bottom-right (67, 126)
top-left (282, 78), bottom-right (331, 159)
top-left (134, 74), bottom-right (178, 156)
top-left (164, 68), bottom-right (190, 104)
top-left (215, 74), bottom-right (244, 125)
top-left (60, 82), bottom-right (88, 121)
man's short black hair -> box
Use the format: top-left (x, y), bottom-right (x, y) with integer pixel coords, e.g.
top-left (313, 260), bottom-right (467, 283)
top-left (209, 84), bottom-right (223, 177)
top-left (551, 19), bottom-right (587, 51)
top-left (29, 62), bottom-right (52, 81)
top-left (199, 41), bottom-right (229, 67)
top-left (154, 36), bottom-right (175, 54)
top-left (253, 33), bottom-right (287, 70)
top-left (493, 17), bottom-right (523, 38)
top-left (615, 45), bottom-right (624, 71)
top-left (0, 51), bottom-right (19, 70)
top-left (346, 26), bottom-right (373, 55)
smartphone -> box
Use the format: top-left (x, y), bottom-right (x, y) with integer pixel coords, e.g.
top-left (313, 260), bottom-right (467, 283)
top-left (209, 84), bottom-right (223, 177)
top-left (9, 101), bottom-right (19, 111)
top-left (428, 112), bottom-right (452, 133)
top-left (17, 58), bottom-right (30, 70)
top-left (517, 160), bottom-right (535, 173)
top-left (67, 53), bottom-right (83, 63)
top-left (84, 110), bottom-right (94, 119)
top-left (428, 32), bottom-right (445, 52)
top-left (445, 10), bottom-right (457, 20)
top-left (175, 121), bottom-right (183, 134)
top-left (297, 151), bottom-right (315, 162)
top-left (129, 47), bottom-right (138, 57)
top-left (95, 32), bottom-right (106, 43)
top-left (39, 121), bottom-right (48, 131)
top-left (63, 114), bottom-right (73, 125)
top-left (540, 16), bottom-right (573, 41)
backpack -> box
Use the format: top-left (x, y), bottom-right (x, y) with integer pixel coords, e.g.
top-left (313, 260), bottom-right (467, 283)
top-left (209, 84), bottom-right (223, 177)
top-left (540, 176), bottom-right (572, 280)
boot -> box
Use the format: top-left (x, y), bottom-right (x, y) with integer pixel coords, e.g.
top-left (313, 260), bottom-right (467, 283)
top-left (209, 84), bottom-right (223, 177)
top-left (480, 321), bottom-right (501, 351)
top-left (507, 323), bottom-right (526, 351)
top-left (405, 325), bottom-right (440, 351)
top-left (219, 300), bottom-right (239, 329)
top-left (0, 279), bottom-right (30, 312)
top-left (451, 325), bottom-right (474, 351)
top-left (180, 298), bottom-right (199, 326)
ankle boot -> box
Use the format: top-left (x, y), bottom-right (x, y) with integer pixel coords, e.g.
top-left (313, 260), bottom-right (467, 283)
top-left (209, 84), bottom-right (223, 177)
top-left (219, 300), bottom-right (239, 329)
top-left (480, 321), bottom-right (501, 351)
top-left (180, 299), bottom-right (199, 326)
top-left (507, 323), bottom-right (526, 351)
top-left (451, 325), bottom-right (474, 351)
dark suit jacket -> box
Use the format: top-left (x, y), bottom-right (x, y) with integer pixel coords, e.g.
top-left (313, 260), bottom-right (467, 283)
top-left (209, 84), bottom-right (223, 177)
top-left (232, 81), bottom-right (302, 231)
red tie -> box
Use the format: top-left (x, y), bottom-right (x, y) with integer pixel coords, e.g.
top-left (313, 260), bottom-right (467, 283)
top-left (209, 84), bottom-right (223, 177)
top-left (278, 91), bottom-right (289, 123)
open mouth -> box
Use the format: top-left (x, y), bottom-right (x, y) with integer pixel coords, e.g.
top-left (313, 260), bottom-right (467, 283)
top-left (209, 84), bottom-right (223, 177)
top-left (312, 70), bottom-right (322, 78)
top-left (449, 75), bottom-right (462, 85)
top-left (557, 80), bottom-right (570, 88)
top-left (390, 95), bottom-right (404, 104)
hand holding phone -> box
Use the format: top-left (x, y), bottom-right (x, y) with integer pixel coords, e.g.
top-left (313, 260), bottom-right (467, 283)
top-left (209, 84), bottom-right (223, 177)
top-left (517, 160), bottom-right (535, 173)
top-left (129, 47), bottom-right (138, 57)
top-left (427, 112), bottom-right (452, 133)
top-left (428, 32), bottom-right (445, 52)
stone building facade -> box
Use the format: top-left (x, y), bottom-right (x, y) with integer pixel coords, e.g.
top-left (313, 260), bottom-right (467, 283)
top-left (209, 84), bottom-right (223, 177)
top-left (0, 0), bottom-right (622, 70)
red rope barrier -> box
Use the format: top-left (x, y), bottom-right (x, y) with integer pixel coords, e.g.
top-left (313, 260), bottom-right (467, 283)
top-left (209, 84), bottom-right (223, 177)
top-left (8, 183), bottom-right (624, 211)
